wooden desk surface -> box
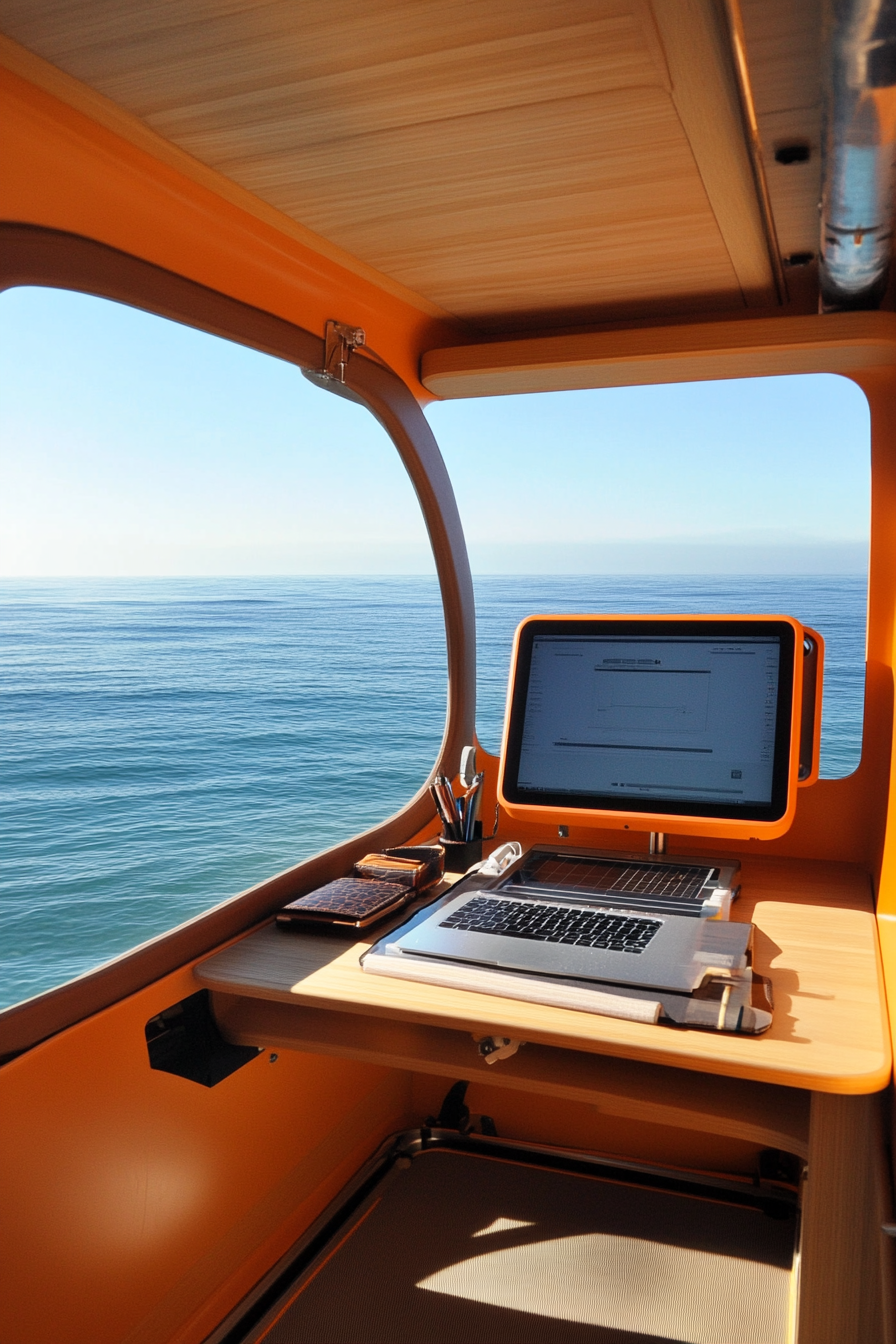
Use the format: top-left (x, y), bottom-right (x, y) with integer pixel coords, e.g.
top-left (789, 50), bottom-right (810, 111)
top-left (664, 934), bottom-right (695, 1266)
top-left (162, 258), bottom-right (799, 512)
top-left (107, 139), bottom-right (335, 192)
top-left (195, 854), bottom-right (891, 1094)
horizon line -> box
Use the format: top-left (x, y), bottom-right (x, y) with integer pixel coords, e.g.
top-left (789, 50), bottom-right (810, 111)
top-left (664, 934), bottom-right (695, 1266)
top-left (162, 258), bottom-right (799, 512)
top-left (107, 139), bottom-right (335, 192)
top-left (0, 571), bottom-right (870, 581)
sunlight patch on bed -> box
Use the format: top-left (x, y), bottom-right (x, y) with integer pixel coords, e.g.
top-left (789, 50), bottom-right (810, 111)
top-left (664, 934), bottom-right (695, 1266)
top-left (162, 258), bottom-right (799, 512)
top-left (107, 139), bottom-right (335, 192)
top-left (417, 1230), bottom-right (790, 1344)
top-left (471, 1216), bottom-right (535, 1237)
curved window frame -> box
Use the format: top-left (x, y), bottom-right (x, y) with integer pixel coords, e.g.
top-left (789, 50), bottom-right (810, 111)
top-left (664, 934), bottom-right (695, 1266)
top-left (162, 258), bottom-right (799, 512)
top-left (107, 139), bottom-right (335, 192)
top-left (0, 223), bottom-right (475, 1060)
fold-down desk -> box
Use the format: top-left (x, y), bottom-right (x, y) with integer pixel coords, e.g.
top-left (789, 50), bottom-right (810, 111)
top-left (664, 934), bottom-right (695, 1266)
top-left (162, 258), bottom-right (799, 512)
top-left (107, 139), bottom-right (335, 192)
top-left (196, 854), bottom-right (888, 1094)
top-left (195, 852), bottom-right (892, 1344)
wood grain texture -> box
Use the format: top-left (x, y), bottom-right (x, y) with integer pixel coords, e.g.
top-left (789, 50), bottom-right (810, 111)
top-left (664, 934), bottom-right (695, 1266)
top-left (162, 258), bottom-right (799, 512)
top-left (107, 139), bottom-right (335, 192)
top-left (0, 33), bottom-right (453, 321)
top-left (421, 310), bottom-right (896, 398)
top-left (650, 0), bottom-right (778, 305)
top-left (195, 854), bottom-right (891, 1093)
top-left (754, 107), bottom-right (821, 260)
top-left (213, 993), bottom-right (810, 1156)
top-left (739, 0), bottom-right (822, 260)
top-left (0, 0), bottom-right (778, 325)
top-left (797, 1092), bottom-right (893, 1344)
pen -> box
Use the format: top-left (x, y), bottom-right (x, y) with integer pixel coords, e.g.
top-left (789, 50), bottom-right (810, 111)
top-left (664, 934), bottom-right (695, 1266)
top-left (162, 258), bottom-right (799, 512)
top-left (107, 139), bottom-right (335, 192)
top-left (462, 772), bottom-right (483, 841)
top-left (445, 779), bottom-right (467, 838)
top-left (430, 781), bottom-right (459, 839)
top-left (442, 776), bottom-right (464, 839)
top-left (434, 776), bottom-right (463, 840)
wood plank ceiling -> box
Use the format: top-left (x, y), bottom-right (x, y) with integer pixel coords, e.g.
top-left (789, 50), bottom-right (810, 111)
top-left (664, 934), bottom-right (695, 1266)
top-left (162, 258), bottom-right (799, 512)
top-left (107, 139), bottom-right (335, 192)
top-left (0, 0), bottom-right (821, 332)
top-left (740, 0), bottom-right (822, 264)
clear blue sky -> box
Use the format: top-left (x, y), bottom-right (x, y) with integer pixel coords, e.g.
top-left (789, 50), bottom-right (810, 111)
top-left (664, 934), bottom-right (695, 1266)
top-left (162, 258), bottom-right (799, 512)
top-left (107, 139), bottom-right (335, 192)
top-left (0, 286), bottom-right (870, 576)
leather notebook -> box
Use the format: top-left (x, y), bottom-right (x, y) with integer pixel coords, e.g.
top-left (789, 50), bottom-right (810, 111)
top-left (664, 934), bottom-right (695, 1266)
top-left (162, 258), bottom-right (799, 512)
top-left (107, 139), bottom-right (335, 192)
top-left (276, 877), bottom-right (414, 930)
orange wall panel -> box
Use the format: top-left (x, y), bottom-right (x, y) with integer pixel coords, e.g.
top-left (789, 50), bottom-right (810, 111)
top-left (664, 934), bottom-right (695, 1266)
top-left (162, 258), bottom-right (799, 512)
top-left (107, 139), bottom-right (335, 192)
top-left (0, 959), bottom-right (411, 1344)
top-left (863, 367), bottom-right (896, 912)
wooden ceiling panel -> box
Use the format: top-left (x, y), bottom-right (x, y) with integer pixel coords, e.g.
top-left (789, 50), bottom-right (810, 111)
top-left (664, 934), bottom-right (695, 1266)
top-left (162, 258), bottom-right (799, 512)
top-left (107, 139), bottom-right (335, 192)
top-left (757, 108), bottom-right (821, 255)
top-left (228, 88), bottom-right (739, 319)
top-left (738, 0), bottom-right (822, 260)
top-left (738, 0), bottom-right (821, 115)
top-left (393, 231), bottom-right (741, 329)
top-left (0, 0), bottom-right (783, 325)
top-left (141, 18), bottom-right (668, 164)
top-left (0, 0), bottom-right (656, 114)
top-left (236, 89), bottom-right (705, 233)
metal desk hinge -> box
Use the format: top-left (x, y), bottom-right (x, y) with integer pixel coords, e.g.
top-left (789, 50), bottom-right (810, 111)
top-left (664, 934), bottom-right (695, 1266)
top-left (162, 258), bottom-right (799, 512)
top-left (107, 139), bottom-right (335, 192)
top-left (323, 320), bottom-right (366, 383)
top-left (425, 1080), bottom-right (498, 1136)
top-left (473, 1034), bottom-right (523, 1065)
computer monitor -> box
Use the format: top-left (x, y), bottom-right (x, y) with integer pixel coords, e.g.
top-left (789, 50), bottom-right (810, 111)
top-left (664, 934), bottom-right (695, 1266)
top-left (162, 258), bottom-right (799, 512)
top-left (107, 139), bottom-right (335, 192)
top-left (497, 615), bottom-right (807, 840)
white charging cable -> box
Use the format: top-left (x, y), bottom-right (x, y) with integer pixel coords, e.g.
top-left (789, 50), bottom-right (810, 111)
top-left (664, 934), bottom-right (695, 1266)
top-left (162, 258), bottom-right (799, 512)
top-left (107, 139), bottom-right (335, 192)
top-left (476, 841), bottom-right (522, 876)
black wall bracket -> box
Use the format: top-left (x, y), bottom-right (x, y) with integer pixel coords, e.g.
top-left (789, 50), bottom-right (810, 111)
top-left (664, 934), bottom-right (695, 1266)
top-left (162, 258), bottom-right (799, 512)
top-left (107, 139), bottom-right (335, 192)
top-left (145, 989), bottom-right (261, 1087)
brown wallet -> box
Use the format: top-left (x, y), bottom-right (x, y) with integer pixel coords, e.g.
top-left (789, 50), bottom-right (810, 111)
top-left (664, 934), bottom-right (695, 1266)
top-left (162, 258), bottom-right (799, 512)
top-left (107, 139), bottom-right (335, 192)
top-left (275, 847), bottom-right (444, 931)
top-left (354, 845), bottom-right (444, 890)
top-left (276, 877), bottom-right (411, 929)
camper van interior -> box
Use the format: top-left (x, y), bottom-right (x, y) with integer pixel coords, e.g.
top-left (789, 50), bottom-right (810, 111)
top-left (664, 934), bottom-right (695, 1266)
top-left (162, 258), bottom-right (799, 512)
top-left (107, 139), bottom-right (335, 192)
top-left (2, 2), bottom-right (896, 1341)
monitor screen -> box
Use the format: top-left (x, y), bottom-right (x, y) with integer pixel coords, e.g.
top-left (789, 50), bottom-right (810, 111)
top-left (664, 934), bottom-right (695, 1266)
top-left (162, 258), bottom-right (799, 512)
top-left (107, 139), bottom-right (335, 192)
top-left (500, 617), bottom-right (799, 826)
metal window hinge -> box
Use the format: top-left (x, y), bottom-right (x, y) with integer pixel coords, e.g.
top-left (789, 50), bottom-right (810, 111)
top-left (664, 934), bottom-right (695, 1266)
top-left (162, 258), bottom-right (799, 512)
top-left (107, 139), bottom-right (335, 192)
top-left (323, 319), bottom-right (365, 383)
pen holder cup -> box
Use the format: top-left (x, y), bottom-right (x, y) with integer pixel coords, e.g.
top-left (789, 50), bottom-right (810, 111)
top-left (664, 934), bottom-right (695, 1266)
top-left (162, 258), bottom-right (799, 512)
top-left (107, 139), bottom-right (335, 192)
top-left (439, 824), bottom-right (482, 873)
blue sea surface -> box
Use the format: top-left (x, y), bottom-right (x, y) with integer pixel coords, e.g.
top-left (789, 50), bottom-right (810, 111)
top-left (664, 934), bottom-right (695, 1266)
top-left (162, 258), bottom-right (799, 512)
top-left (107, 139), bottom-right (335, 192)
top-left (0, 574), bottom-right (867, 1011)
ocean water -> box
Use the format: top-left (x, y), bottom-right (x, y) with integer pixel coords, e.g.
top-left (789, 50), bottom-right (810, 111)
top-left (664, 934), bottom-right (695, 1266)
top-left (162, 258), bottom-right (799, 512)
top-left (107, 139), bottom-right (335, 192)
top-left (0, 574), bottom-right (867, 1011)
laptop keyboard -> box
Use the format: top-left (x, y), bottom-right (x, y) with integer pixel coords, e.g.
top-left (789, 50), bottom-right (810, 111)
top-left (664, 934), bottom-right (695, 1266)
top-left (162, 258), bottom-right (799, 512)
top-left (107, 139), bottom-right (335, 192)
top-left (440, 896), bottom-right (661, 953)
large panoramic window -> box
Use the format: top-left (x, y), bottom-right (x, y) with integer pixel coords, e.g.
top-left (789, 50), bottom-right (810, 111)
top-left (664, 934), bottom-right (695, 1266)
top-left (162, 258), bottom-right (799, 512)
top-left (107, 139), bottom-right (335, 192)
top-left (0, 287), bottom-right (446, 1010)
top-left (427, 374), bottom-right (870, 779)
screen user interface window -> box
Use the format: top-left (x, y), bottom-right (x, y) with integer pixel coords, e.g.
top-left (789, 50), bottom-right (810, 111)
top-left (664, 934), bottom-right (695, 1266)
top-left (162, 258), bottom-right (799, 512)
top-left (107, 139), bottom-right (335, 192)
top-left (501, 619), bottom-right (797, 823)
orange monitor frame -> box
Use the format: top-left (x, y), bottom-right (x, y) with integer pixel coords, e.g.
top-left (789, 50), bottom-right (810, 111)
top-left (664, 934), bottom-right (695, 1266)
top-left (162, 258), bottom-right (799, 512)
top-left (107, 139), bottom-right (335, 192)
top-left (497, 614), bottom-right (807, 842)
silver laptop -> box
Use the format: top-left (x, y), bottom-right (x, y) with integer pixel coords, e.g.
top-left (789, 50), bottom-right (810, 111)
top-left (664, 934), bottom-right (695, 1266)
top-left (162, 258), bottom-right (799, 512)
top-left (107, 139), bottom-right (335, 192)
top-left (384, 847), bottom-right (747, 995)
